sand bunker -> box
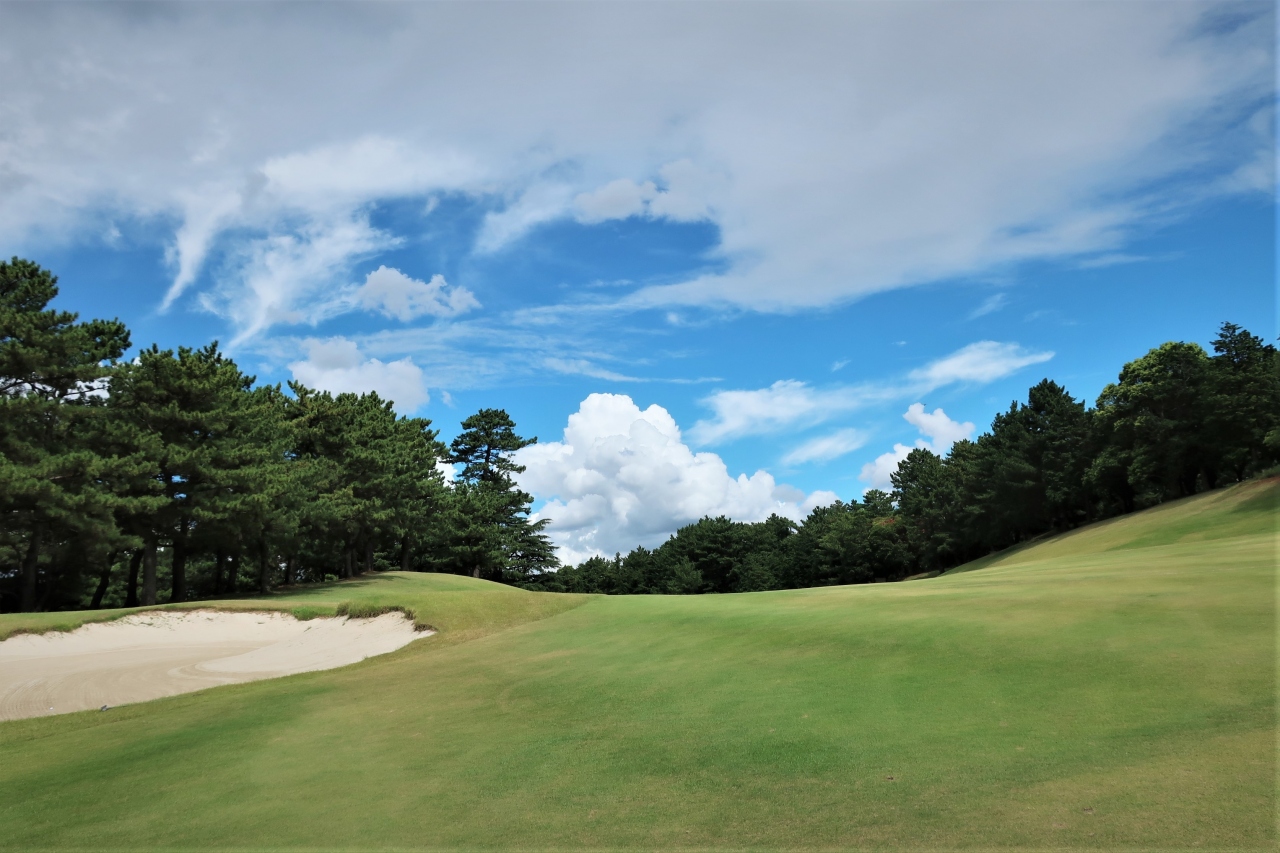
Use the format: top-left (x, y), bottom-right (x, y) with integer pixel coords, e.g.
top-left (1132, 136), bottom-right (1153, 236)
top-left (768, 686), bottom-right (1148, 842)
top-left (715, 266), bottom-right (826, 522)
top-left (0, 609), bottom-right (428, 721)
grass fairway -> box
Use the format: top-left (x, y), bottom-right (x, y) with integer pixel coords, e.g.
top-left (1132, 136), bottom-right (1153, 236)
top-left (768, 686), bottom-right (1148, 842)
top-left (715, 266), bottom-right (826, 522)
top-left (1, 480), bottom-right (1274, 850)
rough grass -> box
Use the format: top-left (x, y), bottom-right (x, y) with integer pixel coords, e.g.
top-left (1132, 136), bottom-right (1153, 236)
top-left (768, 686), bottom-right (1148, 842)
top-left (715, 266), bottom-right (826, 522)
top-left (0, 480), bottom-right (1273, 850)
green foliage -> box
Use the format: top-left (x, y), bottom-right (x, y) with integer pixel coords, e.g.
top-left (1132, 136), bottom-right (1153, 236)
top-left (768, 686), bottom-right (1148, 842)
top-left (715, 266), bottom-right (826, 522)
top-left (0, 259), bottom-right (134, 611)
top-left (448, 407), bottom-right (535, 485)
top-left (438, 408), bottom-right (558, 584)
top-left (1, 260), bottom-right (558, 613)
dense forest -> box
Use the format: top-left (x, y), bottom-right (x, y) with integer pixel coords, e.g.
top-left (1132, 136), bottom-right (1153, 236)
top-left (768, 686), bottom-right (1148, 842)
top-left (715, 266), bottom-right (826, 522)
top-left (0, 259), bottom-right (556, 612)
top-left (2, 257), bottom-right (1277, 611)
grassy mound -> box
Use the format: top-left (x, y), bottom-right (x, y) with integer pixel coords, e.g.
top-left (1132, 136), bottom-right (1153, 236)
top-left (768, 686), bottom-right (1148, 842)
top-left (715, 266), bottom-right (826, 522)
top-left (1, 480), bottom-right (1273, 849)
top-left (0, 570), bottom-right (588, 643)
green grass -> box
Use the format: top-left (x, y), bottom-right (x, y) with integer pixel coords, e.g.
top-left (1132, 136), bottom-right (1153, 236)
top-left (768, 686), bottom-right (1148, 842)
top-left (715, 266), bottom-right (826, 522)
top-left (0, 570), bottom-right (588, 643)
top-left (1, 479), bottom-right (1274, 850)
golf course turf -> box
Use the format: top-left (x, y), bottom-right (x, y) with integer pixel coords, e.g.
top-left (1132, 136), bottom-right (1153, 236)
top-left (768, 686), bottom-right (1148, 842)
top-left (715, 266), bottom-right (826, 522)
top-left (1, 479), bottom-right (1274, 850)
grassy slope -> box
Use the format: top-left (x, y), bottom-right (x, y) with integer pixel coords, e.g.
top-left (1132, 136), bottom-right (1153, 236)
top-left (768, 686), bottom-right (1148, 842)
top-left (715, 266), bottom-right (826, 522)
top-left (0, 570), bottom-right (589, 643)
top-left (1, 480), bottom-right (1274, 850)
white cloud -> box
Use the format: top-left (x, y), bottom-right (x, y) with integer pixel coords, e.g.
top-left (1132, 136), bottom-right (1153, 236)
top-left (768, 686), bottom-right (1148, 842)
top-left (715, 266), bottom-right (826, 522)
top-left (288, 336), bottom-right (429, 412)
top-left (859, 443), bottom-right (919, 493)
top-left (203, 214), bottom-right (399, 346)
top-left (162, 185), bottom-right (242, 310)
top-left (689, 379), bottom-right (863, 446)
top-left (968, 293), bottom-right (1007, 319)
top-left (435, 459), bottom-right (459, 483)
top-left (257, 136), bottom-right (479, 209)
top-left (907, 341), bottom-right (1054, 388)
top-left (516, 393), bottom-right (837, 563)
top-left (574, 178), bottom-right (657, 223)
top-left (782, 428), bottom-right (867, 466)
top-left (690, 340), bottom-right (1051, 445)
top-left (903, 402), bottom-right (974, 449)
top-left (166, 138), bottom-right (481, 321)
top-left (475, 183), bottom-right (576, 253)
top-left (544, 357), bottom-right (642, 383)
top-left (0, 3), bottom-right (1265, 337)
top-left (646, 159), bottom-right (717, 222)
top-left (573, 160), bottom-right (718, 226)
top-left (355, 266), bottom-right (480, 322)
top-left (859, 403), bottom-right (975, 489)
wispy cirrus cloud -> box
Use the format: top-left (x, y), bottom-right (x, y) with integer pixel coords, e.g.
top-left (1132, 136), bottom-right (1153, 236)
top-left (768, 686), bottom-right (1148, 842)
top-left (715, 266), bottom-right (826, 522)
top-left (906, 341), bottom-right (1054, 388)
top-left (0, 2), bottom-right (1268, 352)
top-left (203, 213), bottom-right (400, 347)
top-left (968, 293), bottom-right (1008, 319)
top-left (690, 340), bottom-right (1053, 446)
top-left (782, 428), bottom-right (868, 466)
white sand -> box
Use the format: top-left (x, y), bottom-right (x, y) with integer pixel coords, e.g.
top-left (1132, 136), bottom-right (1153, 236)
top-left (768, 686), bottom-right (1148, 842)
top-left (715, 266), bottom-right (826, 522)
top-left (0, 609), bottom-right (428, 721)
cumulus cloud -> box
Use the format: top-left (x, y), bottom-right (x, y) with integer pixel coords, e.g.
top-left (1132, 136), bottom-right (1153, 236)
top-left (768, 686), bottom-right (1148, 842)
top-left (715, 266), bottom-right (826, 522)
top-left (859, 403), bottom-right (975, 489)
top-left (516, 393), bottom-right (837, 563)
top-left (288, 336), bottom-right (429, 411)
top-left (355, 266), bottom-right (480, 322)
top-left (903, 402), bottom-right (974, 449)
top-left (782, 428), bottom-right (867, 466)
top-left (691, 340), bottom-right (1051, 445)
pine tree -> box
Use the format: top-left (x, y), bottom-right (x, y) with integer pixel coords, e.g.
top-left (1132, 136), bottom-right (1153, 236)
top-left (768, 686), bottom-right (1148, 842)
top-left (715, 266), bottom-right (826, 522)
top-left (445, 409), bottom-right (557, 582)
top-left (0, 259), bottom-right (131, 611)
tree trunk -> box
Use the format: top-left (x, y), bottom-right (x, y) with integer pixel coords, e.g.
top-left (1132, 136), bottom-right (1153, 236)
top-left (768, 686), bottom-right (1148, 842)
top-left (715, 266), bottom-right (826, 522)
top-left (257, 539), bottom-right (270, 594)
top-left (284, 555), bottom-right (294, 586)
top-left (226, 552), bottom-right (239, 594)
top-left (90, 551), bottom-right (116, 609)
top-left (126, 550), bottom-right (142, 607)
top-left (400, 536), bottom-right (411, 572)
top-left (343, 549), bottom-right (353, 579)
top-left (364, 539), bottom-right (375, 574)
top-left (213, 547), bottom-right (226, 595)
top-left (142, 542), bottom-right (158, 606)
top-left (37, 547), bottom-right (62, 612)
top-left (171, 526), bottom-right (188, 603)
top-left (20, 523), bottom-right (43, 612)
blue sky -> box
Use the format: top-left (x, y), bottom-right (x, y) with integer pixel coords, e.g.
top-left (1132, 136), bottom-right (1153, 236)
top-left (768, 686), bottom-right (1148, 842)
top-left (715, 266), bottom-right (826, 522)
top-left (3, 2), bottom-right (1273, 562)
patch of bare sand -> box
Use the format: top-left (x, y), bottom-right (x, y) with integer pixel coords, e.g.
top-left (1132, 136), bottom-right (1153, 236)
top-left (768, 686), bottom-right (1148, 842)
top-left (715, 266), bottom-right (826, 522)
top-left (0, 609), bottom-right (428, 721)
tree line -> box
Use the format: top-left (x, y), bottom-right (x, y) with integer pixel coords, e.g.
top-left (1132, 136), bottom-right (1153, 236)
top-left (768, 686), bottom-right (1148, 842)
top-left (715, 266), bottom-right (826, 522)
top-left (0, 259), bottom-right (556, 612)
top-left (529, 322), bottom-right (1280, 595)
top-left (4, 257), bottom-right (1277, 610)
